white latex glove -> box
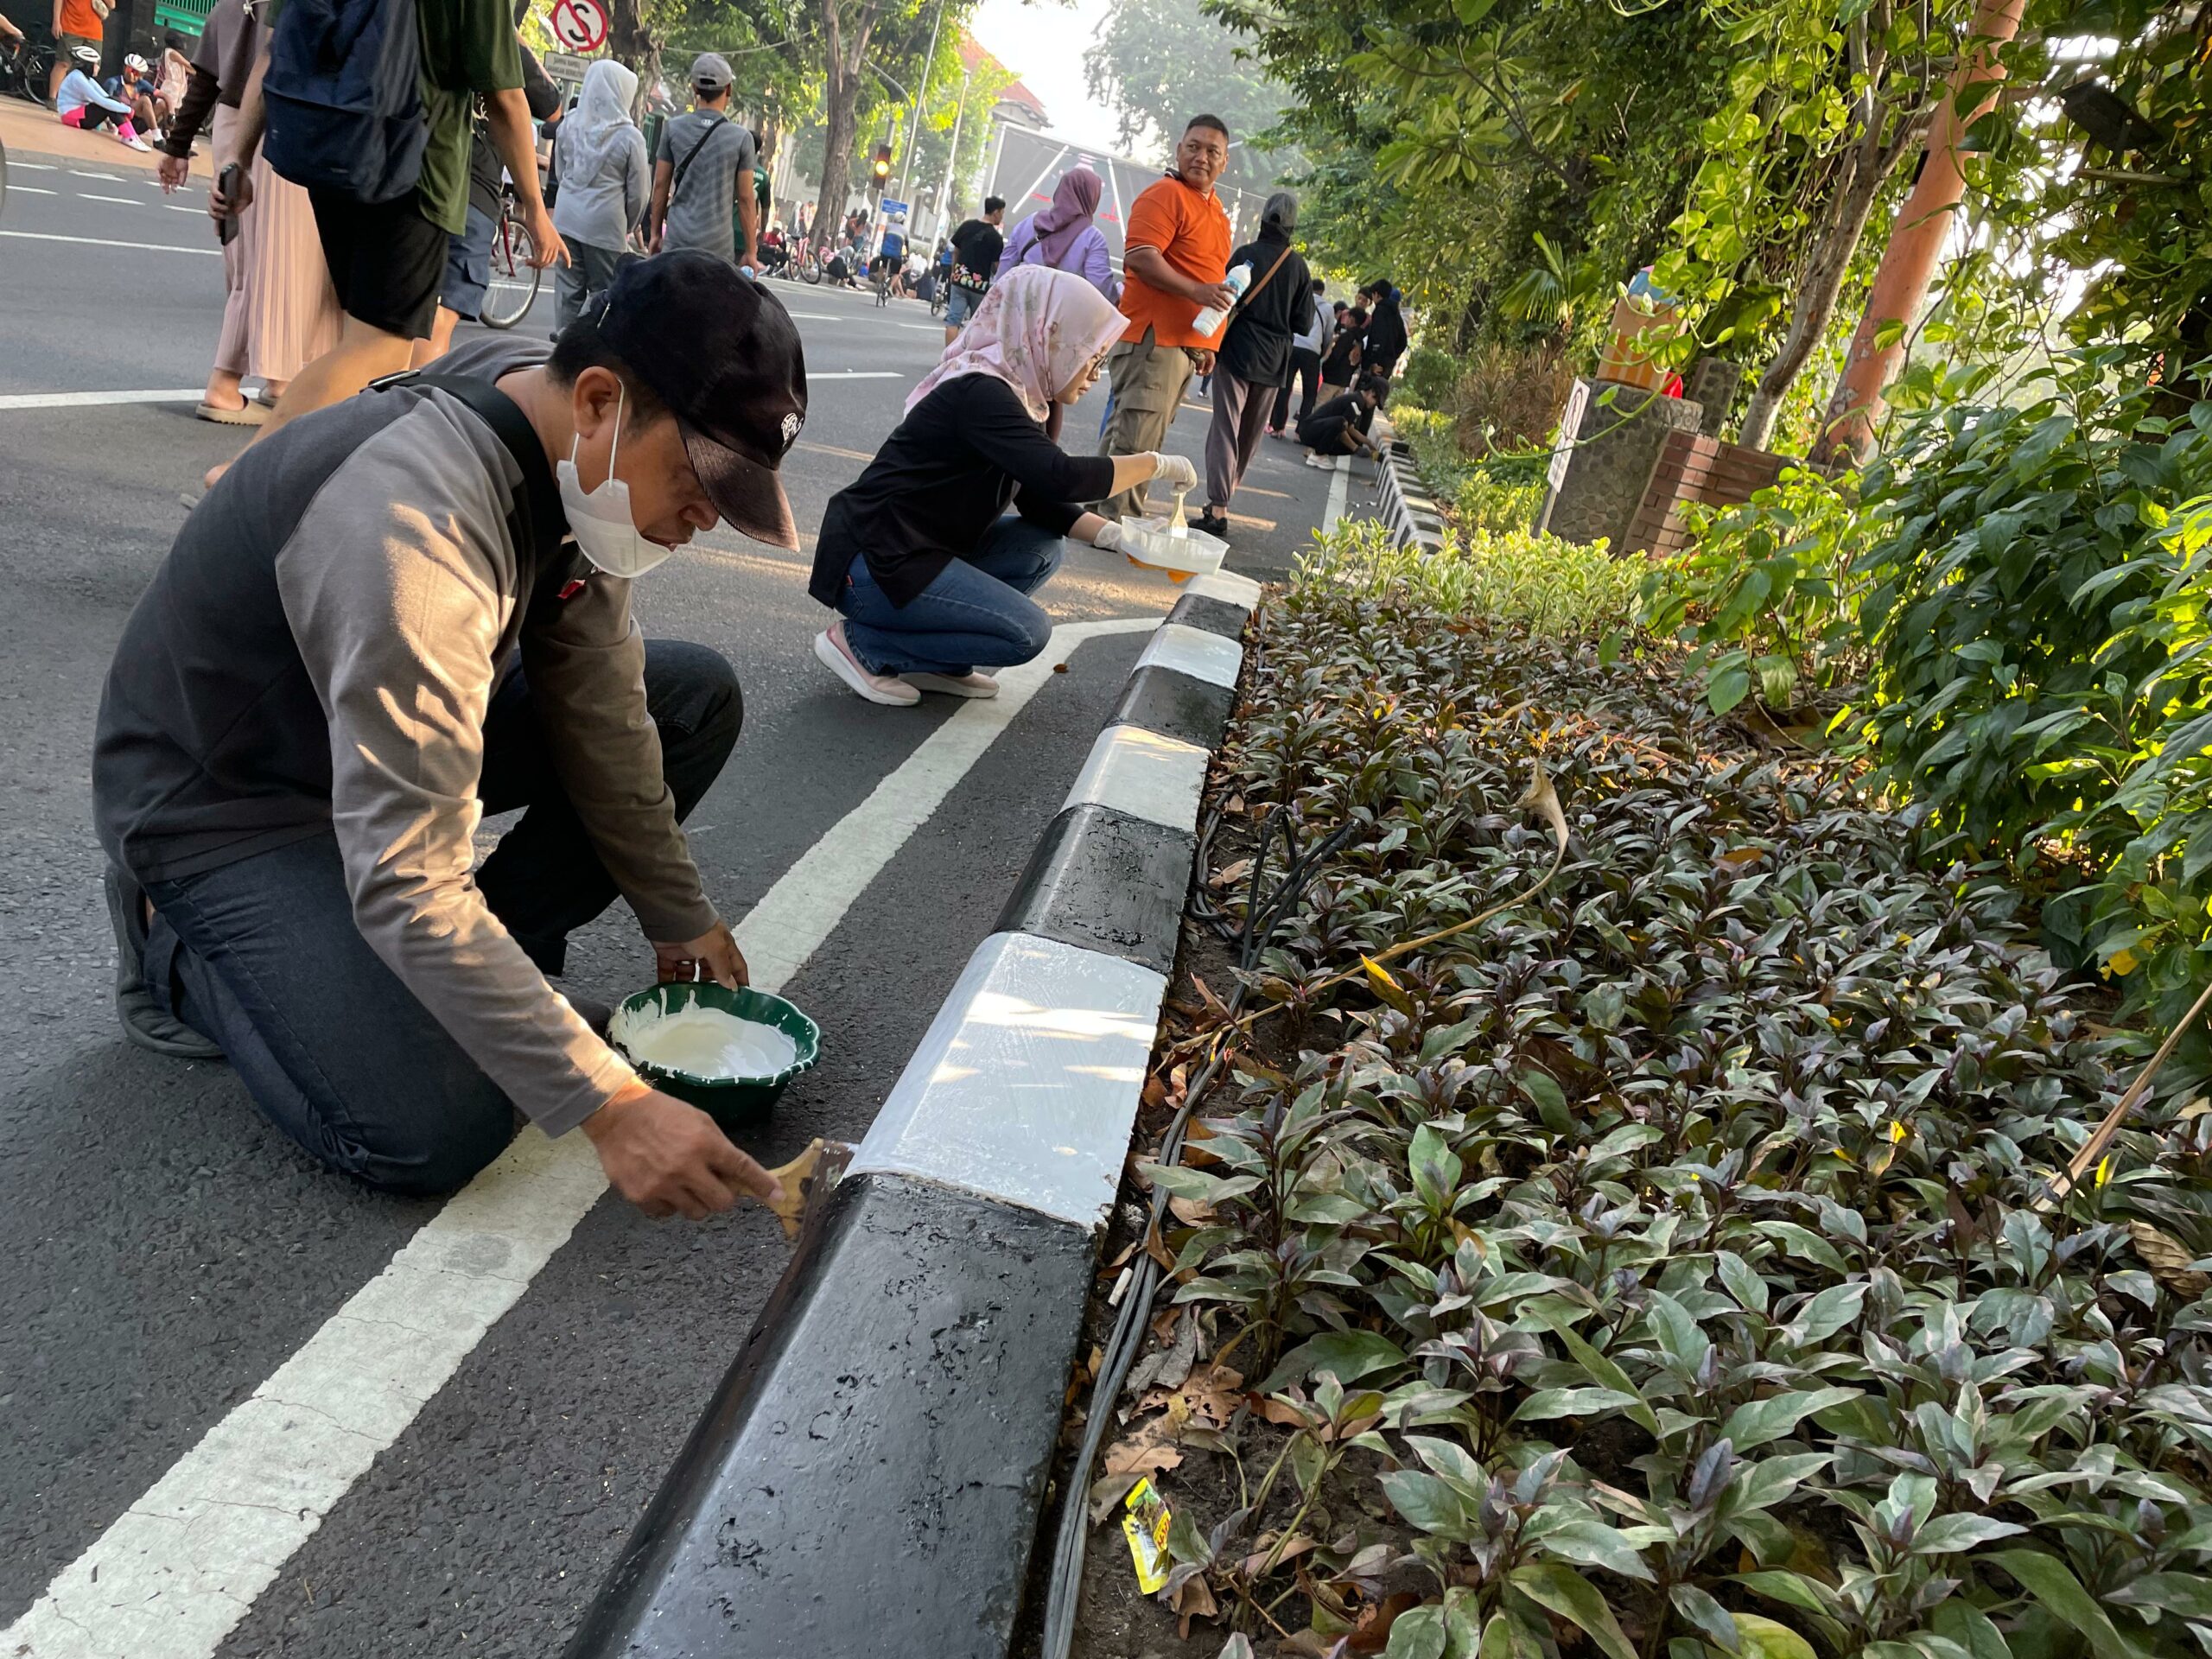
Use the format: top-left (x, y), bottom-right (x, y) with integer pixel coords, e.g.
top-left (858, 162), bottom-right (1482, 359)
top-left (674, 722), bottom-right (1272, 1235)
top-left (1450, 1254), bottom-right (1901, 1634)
top-left (1093, 520), bottom-right (1125, 551)
top-left (1150, 452), bottom-right (1198, 493)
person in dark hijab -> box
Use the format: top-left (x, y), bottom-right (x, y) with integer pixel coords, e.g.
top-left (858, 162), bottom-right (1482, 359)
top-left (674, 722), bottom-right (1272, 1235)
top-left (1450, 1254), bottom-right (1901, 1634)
top-left (1194, 190), bottom-right (1311, 537)
top-left (1358, 277), bottom-right (1408, 396)
top-left (998, 166), bottom-right (1116, 300)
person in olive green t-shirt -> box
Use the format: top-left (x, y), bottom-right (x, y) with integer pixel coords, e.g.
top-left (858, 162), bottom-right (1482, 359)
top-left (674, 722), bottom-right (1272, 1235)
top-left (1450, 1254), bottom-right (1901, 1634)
top-left (199, 0), bottom-right (569, 487)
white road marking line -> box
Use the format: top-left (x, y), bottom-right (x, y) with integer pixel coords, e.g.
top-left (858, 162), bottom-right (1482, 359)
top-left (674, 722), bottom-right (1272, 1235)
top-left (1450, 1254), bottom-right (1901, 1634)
top-left (896, 322), bottom-right (944, 332)
top-left (785, 310), bottom-right (840, 319)
top-left (79, 192), bottom-right (139, 206)
top-left (0, 390), bottom-right (206, 410)
top-left (163, 203), bottom-right (205, 213)
top-left (808, 370), bottom-right (905, 379)
top-left (0, 229), bottom-right (219, 257)
top-left (1324, 454), bottom-right (1351, 531)
top-left (0, 616), bottom-right (1159, 1659)
top-left (14, 160), bottom-right (58, 169)
top-left (12, 185), bottom-right (58, 195)
top-left (67, 168), bottom-right (125, 181)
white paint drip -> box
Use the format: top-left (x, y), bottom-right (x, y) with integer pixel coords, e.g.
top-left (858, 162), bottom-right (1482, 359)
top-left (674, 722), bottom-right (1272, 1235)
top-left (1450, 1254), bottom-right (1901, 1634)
top-left (0, 617), bottom-right (1155, 1659)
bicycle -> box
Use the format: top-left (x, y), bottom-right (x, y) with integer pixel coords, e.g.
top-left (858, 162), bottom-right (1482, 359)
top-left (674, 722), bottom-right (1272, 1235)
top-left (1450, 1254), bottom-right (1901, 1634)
top-left (795, 240), bottom-right (823, 284)
top-left (478, 187), bottom-right (541, 330)
top-left (0, 38), bottom-right (54, 105)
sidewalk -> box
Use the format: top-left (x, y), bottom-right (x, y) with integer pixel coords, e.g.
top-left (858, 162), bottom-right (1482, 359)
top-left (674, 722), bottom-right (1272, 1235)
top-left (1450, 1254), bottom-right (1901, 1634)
top-left (0, 99), bottom-right (212, 177)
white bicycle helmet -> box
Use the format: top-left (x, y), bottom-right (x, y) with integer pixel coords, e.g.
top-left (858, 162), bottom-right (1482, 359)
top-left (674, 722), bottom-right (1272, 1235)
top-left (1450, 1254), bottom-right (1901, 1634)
top-left (72, 45), bottom-right (99, 65)
top-left (124, 52), bottom-right (149, 71)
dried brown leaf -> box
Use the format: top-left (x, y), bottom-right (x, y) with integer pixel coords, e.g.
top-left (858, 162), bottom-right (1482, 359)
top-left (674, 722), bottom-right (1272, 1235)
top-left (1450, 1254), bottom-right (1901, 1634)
top-left (2131, 1220), bottom-right (2210, 1298)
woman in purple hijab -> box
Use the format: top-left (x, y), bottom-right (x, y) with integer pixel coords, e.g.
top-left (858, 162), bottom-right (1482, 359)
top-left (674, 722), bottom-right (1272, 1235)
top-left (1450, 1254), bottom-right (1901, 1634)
top-left (997, 167), bottom-right (1118, 300)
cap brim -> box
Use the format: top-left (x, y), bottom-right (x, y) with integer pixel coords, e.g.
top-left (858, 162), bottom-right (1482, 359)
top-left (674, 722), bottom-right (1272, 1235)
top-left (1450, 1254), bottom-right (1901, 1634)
top-left (683, 423), bottom-right (798, 550)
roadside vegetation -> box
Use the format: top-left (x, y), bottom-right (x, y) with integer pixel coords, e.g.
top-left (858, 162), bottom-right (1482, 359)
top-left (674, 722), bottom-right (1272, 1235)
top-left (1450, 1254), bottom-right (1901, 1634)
top-left (1083, 524), bottom-right (2212, 1659)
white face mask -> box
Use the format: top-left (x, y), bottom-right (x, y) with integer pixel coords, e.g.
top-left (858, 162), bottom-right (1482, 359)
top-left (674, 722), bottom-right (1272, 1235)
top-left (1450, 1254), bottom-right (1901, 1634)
top-left (557, 384), bottom-right (673, 579)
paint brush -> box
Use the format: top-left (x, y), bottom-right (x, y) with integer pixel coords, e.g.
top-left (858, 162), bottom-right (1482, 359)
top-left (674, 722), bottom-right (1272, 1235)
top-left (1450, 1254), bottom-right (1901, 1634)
top-left (763, 1136), bottom-right (852, 1241)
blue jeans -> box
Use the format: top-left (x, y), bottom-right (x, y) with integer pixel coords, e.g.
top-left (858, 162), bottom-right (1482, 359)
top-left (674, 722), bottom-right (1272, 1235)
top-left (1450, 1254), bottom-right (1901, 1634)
top-left (139, 640), bottom-right (742, 1195)
top-left (836, 515), bottom-right (1065, 677)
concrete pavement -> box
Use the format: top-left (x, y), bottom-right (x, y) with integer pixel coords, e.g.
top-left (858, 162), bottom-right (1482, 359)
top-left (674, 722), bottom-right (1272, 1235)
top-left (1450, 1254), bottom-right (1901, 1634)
top-left (0, 152), bottom-right (1339, 1658)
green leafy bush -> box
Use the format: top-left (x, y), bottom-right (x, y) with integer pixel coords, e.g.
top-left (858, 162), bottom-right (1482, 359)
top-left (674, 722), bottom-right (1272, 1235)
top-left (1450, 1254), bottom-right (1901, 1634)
top-left (1122, 555), bottom-right (2212, 1659)
top-left (1306, 517), bottom-right (1637, 637)
top-left (1395, 407), bottom-right (1547, 537)
top-left (1638, 466), bottom-right (1871, 716)
top-left (1847, 361), bottom-right (2212, 1022)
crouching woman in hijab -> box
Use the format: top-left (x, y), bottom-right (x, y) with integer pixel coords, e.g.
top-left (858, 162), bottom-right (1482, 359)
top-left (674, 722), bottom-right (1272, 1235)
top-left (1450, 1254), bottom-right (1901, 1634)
top-left (810, 264), bottom-right (1198, 707)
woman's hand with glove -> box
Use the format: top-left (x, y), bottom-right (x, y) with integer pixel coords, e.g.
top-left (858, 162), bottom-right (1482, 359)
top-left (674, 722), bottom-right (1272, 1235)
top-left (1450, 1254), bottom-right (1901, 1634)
top-left (1091, 520), bottom-right (1125, 551)
top-left (1149, 452), bottom-right (1198, 493)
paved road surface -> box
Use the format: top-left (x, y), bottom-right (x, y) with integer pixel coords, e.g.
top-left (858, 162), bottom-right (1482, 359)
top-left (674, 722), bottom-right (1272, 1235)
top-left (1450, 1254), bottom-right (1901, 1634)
top-left (0, 152), bottom-right (1355, 1657)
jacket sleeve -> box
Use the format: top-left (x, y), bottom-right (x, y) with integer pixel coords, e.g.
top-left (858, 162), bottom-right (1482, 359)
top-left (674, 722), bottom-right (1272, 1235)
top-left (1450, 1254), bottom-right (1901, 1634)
top-left (273, 407), bottom-right (640, 1135)
top-left (961, 382), bottom-right (1117, 507)
top-left (161, 65), bottom-right (219, 156)
top-left (519, 574), bottom-right (719, 944)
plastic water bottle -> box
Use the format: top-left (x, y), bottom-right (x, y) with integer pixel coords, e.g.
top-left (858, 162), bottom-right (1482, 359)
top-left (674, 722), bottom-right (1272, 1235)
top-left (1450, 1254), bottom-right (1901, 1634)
top-left (1192, 263), bottom-right (1251, 340)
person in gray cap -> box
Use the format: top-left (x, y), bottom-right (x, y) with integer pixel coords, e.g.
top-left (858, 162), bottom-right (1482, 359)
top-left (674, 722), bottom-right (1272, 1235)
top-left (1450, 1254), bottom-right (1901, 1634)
top-left (649, 52), bottom-right (760, 273)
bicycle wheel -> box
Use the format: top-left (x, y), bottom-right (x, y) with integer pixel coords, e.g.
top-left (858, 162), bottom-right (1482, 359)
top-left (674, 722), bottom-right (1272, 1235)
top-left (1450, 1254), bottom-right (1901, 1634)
top-left (798, 247), bottom-right (823, 285)
top-left (480, 215), bottom-right (541, 330)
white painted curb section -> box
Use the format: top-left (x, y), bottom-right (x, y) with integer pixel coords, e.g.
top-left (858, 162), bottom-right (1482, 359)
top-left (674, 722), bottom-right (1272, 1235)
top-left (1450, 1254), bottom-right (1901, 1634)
top-left (1185, 569), bottom-right (1262, 610)
top-left (1062, 724), bottom-right (1211, 836)
top-left (1135, 622), bottom-right (1243, 690)
top-left (849, 931), bottom-right (1168, 1231)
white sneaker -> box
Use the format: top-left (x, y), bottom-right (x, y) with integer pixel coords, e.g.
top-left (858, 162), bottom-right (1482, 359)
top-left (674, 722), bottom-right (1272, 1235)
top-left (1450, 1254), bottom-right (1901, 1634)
top-left (122, 134), bottom-right (152, 152)
top-left (815, 623), bottom-right (919, 706)
top-left (903, 670), bottom-right (999, 699)
top-left (1305, 453), bottom-right (1340, 470)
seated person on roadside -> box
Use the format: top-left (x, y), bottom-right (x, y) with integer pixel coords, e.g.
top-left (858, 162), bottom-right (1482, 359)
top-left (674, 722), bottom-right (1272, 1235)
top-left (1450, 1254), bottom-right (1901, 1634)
top-left (1298, 373), bottom-right (1386, 464)
top-left (105, 54), bottom-right (164, 137)
top-left (56, 48), bottom-right (151, 150)
top-left (1096, 115), bottom-right (1238, 521)
top-left (92, 254), bottom-right (806, 1223)
top-left (808, 264), bottom-right (1198, 708)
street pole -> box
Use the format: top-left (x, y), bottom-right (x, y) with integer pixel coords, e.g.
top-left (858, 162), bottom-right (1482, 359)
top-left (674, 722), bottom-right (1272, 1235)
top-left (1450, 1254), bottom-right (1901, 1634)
top-left (932, 68), bottom-right (970, 244)
top-left (893, 0), bottom-right (947, 218)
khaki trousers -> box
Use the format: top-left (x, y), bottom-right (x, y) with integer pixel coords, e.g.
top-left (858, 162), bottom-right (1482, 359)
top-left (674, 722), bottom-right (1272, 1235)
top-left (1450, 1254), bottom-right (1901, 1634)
top-left (1097, 327), bottom-right (1194, 522)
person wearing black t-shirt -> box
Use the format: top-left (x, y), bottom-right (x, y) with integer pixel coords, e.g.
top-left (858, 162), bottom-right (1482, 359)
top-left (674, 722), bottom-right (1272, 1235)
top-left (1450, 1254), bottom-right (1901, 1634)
top-left (810, 267), bottom-right (1198, 707)
top-left (1299, 375), bottom-right (1384, 463)
top-left (943, 197), bottom-right (1007, 341)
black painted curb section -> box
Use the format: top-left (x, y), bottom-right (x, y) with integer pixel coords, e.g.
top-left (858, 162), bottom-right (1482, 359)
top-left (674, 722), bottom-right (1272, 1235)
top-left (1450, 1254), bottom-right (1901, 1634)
top-left (995, 801), bottom-right (1199, 976)
top-left (1166, 590), bottom-right (1249, 640)
top-left (562, 1172), bottom-right (1096, 1659)
top-left (1105, 662), bottom-right (1239, 750)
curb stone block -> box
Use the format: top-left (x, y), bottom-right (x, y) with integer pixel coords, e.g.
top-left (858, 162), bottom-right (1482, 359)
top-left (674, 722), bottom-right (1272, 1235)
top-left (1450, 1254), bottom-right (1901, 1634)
top-left (996, 802), bottom-right (1198, 975)
top-left (561, 1172), bottom-right (1092, 1659)
top-left (566, 582), bottom-right (1260, 1659)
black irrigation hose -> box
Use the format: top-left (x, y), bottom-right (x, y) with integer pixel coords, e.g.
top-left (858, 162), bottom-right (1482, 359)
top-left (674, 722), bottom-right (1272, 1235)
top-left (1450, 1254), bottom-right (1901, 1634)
top-left (1038, 810), bottom-right (1355, 1659)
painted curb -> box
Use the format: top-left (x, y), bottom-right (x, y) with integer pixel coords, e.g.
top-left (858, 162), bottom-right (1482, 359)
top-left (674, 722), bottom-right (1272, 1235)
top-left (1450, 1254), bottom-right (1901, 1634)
top-left (1378, 442), bottom-right (1448, 551)
top-left (564, 577), bottom-right (1260, 1659)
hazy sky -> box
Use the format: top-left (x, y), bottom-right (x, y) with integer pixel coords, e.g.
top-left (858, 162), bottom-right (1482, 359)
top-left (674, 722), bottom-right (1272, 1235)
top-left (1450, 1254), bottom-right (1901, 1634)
top-left (967, 0), bottom-right (1130, 155)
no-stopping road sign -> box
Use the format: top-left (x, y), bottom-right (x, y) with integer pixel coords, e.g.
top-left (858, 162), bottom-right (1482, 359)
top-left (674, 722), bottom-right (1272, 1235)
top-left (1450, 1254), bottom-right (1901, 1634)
top-left (548, 0), bottom-right (608, 54)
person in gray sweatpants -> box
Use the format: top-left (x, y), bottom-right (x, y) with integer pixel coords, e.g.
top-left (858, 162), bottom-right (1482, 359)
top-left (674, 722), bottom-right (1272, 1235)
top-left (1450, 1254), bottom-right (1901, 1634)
top-left (1197, 192), bottom-right (1309, 539)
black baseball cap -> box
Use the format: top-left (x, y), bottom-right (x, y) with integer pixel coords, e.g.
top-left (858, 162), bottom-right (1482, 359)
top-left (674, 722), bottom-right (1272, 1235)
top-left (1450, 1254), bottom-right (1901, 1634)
top-left (595, 251), bottom-right (808, 549)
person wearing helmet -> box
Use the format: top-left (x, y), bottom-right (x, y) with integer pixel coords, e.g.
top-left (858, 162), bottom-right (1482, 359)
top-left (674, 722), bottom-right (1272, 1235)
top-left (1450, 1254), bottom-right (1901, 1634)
top-left (105, 52), bottom-right (163, 140)
top-left (56, 47), bottom-right (151, 152)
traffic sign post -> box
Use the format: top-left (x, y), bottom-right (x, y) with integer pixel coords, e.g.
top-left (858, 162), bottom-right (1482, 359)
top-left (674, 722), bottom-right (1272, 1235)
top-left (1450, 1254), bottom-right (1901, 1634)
top-left (548, 0), bottom-right (608, 55)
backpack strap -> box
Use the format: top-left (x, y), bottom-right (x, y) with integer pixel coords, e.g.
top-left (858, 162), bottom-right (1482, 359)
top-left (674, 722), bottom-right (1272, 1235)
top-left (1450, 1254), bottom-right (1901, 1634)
top-left (670, 115), bottom-right (728, 201)
top-left (392, 373), bottom-right (570, 577)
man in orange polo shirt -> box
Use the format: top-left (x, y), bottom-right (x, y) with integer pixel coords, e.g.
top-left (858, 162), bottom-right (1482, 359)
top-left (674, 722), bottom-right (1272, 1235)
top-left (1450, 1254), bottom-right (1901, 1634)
top-left (1097, 114), bottom-right (1239, 521)
top-left (49, 0), bottom-right (102, 100)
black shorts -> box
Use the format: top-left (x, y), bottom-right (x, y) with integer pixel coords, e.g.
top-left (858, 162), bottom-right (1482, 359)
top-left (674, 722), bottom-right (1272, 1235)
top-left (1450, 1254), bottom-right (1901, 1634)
top-left (308, 188), bottom-right (448, 341)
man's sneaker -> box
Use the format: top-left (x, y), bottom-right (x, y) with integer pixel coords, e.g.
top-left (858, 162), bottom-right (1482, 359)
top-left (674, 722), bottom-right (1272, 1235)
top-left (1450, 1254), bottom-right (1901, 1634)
top-left (1305, 453), bottom-right (1340, 470)
top-left (102, 865), bottom-right (225, 1060)
top-left (903, 670), bottom-right (999, 699)
top-left (1192, 509), bottom-right (1231, 538)
top-left (814, 622), bottom-right (919, 706)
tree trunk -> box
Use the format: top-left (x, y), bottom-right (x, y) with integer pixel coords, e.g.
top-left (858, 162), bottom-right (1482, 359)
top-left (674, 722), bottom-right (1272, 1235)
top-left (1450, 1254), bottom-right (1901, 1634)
top-left (1808, 0), bottom-right (2028, 466)
top-left (810, 0), bottom-right (880, 251)
top-left (606, 0), bottom-right (659, 112)
top-left (1735, 138), bottom-right (1899, 451)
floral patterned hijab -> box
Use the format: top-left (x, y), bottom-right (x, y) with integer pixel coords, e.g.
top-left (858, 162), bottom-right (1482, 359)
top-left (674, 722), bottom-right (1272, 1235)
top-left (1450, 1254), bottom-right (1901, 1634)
top-left (903, 263), bottom-right (1126, 424)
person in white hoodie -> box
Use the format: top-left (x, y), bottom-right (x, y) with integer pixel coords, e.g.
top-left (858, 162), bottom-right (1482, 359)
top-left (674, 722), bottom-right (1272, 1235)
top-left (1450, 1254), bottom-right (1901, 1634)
top-left (550, 59), bottom-right (651, 331)
top-left (1270, 277), bottom-right (1330, 436)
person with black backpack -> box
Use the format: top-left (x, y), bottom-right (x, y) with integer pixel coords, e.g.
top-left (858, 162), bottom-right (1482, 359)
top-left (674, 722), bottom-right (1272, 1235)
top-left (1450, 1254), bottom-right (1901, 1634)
top-left (200, 0), bottom-right (566, 484)
top-left (647, 54), bottom-right (758, 273)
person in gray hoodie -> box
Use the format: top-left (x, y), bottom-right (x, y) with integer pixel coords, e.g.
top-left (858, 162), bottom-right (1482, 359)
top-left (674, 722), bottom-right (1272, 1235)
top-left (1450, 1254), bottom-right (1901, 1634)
top-left (550, 59), bottom-right (650, 331)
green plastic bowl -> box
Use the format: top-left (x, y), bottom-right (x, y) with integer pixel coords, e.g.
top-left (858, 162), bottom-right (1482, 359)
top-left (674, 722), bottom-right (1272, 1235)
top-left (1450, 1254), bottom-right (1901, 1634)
top-left (608, 981), bottom-right (821, 1126)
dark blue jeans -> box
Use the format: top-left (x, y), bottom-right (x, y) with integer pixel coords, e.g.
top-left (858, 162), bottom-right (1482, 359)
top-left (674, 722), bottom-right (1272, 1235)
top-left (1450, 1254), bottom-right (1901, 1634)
top-left (140, 640), bottom-right (741, 1195)
top-left (836, 514), bottom-right (1065, 677)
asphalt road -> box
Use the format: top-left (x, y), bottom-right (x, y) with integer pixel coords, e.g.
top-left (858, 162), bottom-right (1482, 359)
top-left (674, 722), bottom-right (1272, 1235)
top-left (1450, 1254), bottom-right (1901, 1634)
top-left (0, 150), bottom-right (1351, 1656)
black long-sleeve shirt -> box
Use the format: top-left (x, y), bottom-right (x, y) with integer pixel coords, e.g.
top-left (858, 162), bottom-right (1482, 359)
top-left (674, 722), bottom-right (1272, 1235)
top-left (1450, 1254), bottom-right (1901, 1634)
top-left (810, 375), bottom-right (1116, 609)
